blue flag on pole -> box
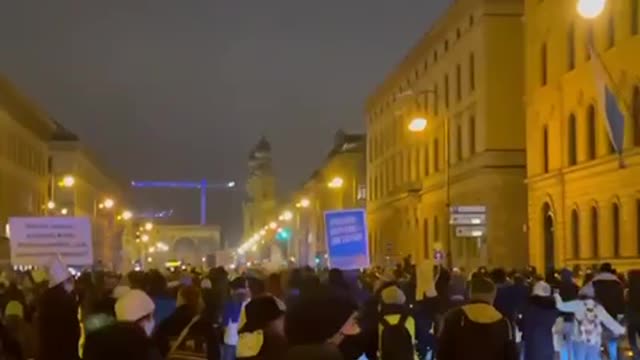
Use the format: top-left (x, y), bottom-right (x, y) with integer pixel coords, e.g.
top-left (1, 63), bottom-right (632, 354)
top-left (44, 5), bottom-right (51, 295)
top-left (590, 48), bottom-right (625, 155)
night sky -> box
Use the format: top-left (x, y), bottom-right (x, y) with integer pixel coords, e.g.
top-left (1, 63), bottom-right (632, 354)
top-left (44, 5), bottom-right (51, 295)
top-left (0, 1), bottom-right (451, 245)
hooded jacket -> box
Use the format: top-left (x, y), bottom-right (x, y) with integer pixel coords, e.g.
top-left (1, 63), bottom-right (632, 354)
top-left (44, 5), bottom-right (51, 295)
top-left (519, 296), bottom-right (558, 360)
top-left (591, 272), bottom-right (625, 318)
top-left (436, 302), bottom-right (518, 360)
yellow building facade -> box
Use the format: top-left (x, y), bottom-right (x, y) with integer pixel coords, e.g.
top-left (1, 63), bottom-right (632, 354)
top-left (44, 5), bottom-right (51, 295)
top-left (366, 0), bottom-right (528, 269)
top-left (0, 76), bottom-right (55, 262)
top-left (525, 0), bottom-right (640, 272)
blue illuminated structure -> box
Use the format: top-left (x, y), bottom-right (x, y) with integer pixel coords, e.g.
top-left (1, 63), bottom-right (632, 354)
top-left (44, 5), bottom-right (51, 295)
top-left (131, 180), bottom-right (236, 225)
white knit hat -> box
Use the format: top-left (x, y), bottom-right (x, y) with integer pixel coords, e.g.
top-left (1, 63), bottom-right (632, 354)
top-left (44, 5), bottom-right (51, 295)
top-left (112, 285), bottom-right (131, 299)
top-left (115, 289), bottom-right (155, 322)
top-left (47, 256), bottom-right (71, 288)
top-left (532, 281), bottom-right (551, 297)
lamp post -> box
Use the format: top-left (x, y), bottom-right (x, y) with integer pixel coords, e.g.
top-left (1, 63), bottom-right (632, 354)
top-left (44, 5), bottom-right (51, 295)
top-left (577, 0), bottom-right (606, 19)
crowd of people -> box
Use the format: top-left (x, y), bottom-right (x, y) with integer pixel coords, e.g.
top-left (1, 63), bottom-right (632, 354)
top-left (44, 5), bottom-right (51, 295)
top-left (0, 257), bottom-right (637, 360)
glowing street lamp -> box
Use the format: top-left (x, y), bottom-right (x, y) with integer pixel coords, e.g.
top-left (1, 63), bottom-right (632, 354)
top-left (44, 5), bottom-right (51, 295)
top-left (144, 222), bottom-right (153, 231)
top-left (259, 229), bottom-right (266, 236)
top-left (227, 181), bottom-right (236, 188)
top-left (141, 234), bottom-right (150, 242)
top-left (60, 175), bottom-right (75, 188)
top-left (46, 201), bottom-right (56, 210)
top-left (121, 210), bottom-right (133, 220)
top-left (408, 117), bottom-right (428, 132)
top-left (281, 210), bottom-right (293, 221)
top-left (299, 198), bottom-right (311, 208)
top-left (328, 177), bottom-right (344, 189)
top-left (269, 222), bottom-right (278, 230)
top-left (577, 0), bottom-right (606, 19)
top-left (103, 198), bottom-right (115, 209)
top-left (60, 208), bottom-right (69, 215)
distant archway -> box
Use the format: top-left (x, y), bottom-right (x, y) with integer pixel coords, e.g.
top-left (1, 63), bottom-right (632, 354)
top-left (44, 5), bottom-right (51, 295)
top-left (542, 202), bottom-right (555, 272)
top-left (173, 237), bottom-right (197, 265)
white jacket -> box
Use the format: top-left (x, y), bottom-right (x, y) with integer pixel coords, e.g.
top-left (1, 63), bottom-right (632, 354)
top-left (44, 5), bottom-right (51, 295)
top-left (553, 294), bottom-right (625, 344)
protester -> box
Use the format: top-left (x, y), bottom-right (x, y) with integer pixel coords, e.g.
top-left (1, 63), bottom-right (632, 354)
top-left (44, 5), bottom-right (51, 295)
top-left (84, 289), bottom-right (162, 360)
top-left (519, 281), bottom-right (558, 360)
top-left (36, 257), bottom-right (80, 360)
top-left (627, 270), bottom-right (640, 358)
top-left (236, 295), bottom-right (287, 360)
top-left (591, 263), bottom-right (625, 360)
top-left (4, 300), bottom-right (35, 359)
top-left (378, 285), bottom-right (415, 360)
top-left (436, 276), bottom-right (518, 360)
top-left (554, 284), bottom-right (625, 360)
top-left (222, 277), bottom-right (250, 360)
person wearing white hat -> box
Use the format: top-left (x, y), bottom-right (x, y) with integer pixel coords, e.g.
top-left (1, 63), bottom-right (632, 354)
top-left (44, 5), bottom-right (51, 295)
top-left (36, 256), bottom-right (81, 360)
top-left (115, 289), bottom-right (156, 337)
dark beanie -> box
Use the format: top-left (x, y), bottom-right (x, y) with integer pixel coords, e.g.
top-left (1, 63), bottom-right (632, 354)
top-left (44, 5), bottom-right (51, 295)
top-left (285, 288), bottom-right (357, 345)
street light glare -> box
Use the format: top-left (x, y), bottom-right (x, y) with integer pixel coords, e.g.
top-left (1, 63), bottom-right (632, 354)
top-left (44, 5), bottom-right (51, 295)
top-left (122, 210), bottom-right (133, 220)
top-left (103, 198), bottom-right (115, 209)
top-left (61, 208), bottom-right (69, 215)
top-left (144, 222), bottom-right (153, 231)
top-left (408, 117), bottom-right (428, 132)
top-left (577, 0), bottom-right (606, 19)
top-left (61, 175), bottom-right (75, 188)
top-left (227, 181), bottom-right (236, 188)
top-left (46, 201), bottom-right (56, 210)
top-left (269, 222), bottom-right (278, 230)
top-left (328, 177), bottom-right (344, 189)
top-left (141, 234), bottom-right (150, 242)
top-left (300, 198), bottom-right (311, 208)
top-left (281, 210), bottom-right (294, 221)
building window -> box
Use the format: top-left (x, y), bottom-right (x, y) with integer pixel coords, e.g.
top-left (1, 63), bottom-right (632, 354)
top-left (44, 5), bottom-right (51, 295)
top-left (469, 116), bottom-right (476, 154)
top-left (543, 126), bottom-right (549, 173)
top-left (424, 145), bottom-right (430, 176)
top-left (568, 113), bottom-right (578, 166)
top-left (434, 84), bottom-right (439, 116)
top-left (456, 124), bottom-right (463, 161)
top-left (434, 138), bottom-right (440, 172)
top-left (634, 85), bottom-right (640, 146)
top-left (423, 218), bottom-right (430, 259)
top-left (591, 205), bottom-right (599, 258)
top-left (587, 104), bottom-right (597, 160)
top-left (612, 202), bottom-right (621, 257)
top-left (633, 0), bottom-right (639, 35)
top-left (571, 208), bottom-right (580, 259)
top-left (456, 64), bottom-right (462, 102)
top-left (586, 25), bottom-right (594, 60)
top-left (433, 216), bottom-right (439, 243)
top-left (568, 23), bottom-right (576, 71)
top-left (541, 43), bottom-right (548, 86)
top-left (469, 53), bottom-right (475, 92)
top-left (444, 74), bottom-right (450, 109)
top-left (607, 14), bottom-right (615, 49)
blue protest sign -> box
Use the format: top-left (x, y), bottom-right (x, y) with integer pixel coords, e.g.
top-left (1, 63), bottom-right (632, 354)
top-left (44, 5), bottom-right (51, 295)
top-left (324, 209), bottom-right (369, 270)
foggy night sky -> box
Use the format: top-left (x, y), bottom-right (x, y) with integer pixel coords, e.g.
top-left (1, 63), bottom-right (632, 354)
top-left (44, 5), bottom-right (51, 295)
top-left (0, 1), bottom-right (451, 245)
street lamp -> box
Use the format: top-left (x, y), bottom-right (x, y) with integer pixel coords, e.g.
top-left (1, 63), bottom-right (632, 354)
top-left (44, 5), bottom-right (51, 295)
top-left (60, 175), bottom-right (75, 188)
top-left (281, 210), bottom-right (293, 221)
top-left (121, 210), bottom-right (133, 220)
top-left (299, 198), bottom-right (311, 208)
top-left (227, 181), bottom-right (236, 188)
top-left (144, 222), bottom-right (153, 231)
top-left (577, 0), bottom-right (606, 19)
top-left (103, 198), bottom-right (115, 209)
top-left (269, 222), bottom-right (278, 230)
top-left (328, 177), bottom-right (344, 189)
top-left (46, 201), bottom-right (56, 210)
top-left (141, 234), bottom-right (150, 242)
top-left (60, 208), bottom-right (69, 215)
top-left (408, 117), bottom-right (428, 133)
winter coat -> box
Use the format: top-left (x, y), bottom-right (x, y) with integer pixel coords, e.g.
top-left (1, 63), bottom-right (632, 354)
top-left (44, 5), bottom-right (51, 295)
top-left (83, 322), bottom-right (163, 360)
top-left (520, 296), bottom-right (558, 360)
top-left (436, 301), bottom-right (518, 360)
top-left (591, 272), bottom-right (625, 318)
top-left (554, 294), bottom-right (625, 346)
top-left (154, 304), bottom-right (210, 357)
top-left (5, 315), bottom-right (35, 359)
top-left (36, 285), bottom-right (80, 360)
top-left (494, 282), bottom-right (527, 322)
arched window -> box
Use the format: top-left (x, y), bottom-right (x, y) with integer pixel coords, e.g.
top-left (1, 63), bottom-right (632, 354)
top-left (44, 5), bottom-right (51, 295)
top-left (587, 104), bottom-right (597, 160)
top-left (591, 205), bottom-right (599, 258)
top-left (571, 209), bottom-right (580, 259)
top-left (612, 202), bottom-right (621, 257)
top-left (543, 126), bottom-right (549, 173)
top-left (633, 86), bottom-right (640, 146)
top-left (568, 23), bottom-right (576, 71)
top-left (568, 114), bottom-right (577, 165)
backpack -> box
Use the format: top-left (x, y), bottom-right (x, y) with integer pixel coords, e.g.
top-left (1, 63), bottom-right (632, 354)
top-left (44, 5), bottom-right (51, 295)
top-left (379, 313), bottom-right (414, 360)
top-left (576, 300), bottom-right (602, 345)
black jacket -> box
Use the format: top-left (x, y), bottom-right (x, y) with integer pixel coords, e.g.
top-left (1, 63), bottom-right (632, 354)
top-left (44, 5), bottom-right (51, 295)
top-left (36, 285), bottom-right (80, 360)
top-left (84, 322), bottom-right (163, 360)
top-left (436, 302), bottom-right (518, 360)
top-left (592, 272), bottom-right (625, 318)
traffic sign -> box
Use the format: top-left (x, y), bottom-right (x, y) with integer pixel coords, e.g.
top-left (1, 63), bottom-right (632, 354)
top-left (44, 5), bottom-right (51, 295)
top-left (455, 226), bottom-right (486, 237)
top-left (450, 213), bottom-right (486, 225)
top-left (450, 205), bottom-right (486, 214)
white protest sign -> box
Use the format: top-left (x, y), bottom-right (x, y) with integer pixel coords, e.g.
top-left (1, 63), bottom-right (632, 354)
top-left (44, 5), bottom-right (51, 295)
top-left (8, 217), bottom-right (93, 266)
